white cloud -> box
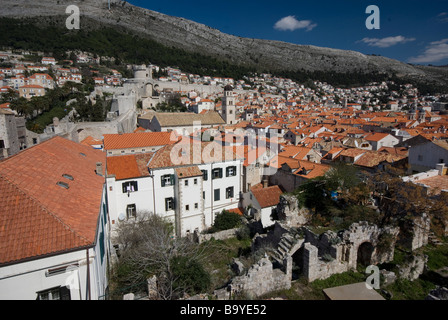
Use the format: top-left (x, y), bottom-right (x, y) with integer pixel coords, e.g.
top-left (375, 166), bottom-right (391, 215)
top-left (360, 36), bottom-right (416, 48)
top-left (274, 15), bottom-right (317, 32)
top-left (437, 12), bottom-right (448, 22)
top-left (408, 38), bottom-right (448, 64)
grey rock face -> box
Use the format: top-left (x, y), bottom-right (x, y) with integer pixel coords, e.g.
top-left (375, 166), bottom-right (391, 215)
top-left (2, 0), bottom-right (447, 84)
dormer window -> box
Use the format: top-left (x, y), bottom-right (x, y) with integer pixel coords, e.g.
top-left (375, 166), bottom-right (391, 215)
top-left (62, 174), bottom-right (74, 181)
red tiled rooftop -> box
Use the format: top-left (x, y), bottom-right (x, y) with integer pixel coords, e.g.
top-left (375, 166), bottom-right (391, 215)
top-left (175, 166), bottom-right (203, 178)
top-left (251, 185), bottom-right (283, 208)
top-left (106, 153), bottom-right (154, 180)
top-left (0, 136), bottom-right (106, 265)
top-left (103, 131), bottom-right (178, 150)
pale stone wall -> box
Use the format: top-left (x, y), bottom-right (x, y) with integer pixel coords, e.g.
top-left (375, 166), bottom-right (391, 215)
top-left (276, 194), bottom-right (311, 227)
top-left (299, 222), bottom-right (400, 282)
top-left (398, 213), bottom-right (430, 251)
top-left (226, 255), bottom-right (292, 299)
top-left (193, 228), bottom-right (239, 244)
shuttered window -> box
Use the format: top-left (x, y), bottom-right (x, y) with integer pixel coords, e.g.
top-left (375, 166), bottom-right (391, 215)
top-left (161, 174), bottom-right (175, 187)
top-left (226, 166), bottom-right (237, 177)
top-left (212, 168), bottom-right (223, 179)
top-left (122, 181), bottom-right (138, 193)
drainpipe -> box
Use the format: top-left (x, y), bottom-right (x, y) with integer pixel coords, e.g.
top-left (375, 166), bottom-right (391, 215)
top-left (86, 249), bottom-right (91, 300)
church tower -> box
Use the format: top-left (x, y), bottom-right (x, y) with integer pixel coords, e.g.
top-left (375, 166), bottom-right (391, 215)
top-left (222, 85), bottom-right (236, 125)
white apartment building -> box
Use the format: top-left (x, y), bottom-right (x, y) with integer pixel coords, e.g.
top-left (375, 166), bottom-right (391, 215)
top-left (106, 139), bottom-right (244, 238)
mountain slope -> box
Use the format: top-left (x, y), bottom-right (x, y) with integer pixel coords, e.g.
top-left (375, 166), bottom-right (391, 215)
top-left (1, 0), bottom-right (447, 87)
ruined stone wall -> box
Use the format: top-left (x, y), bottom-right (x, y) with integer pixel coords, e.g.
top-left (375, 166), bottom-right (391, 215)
top-left (398, 213), bottom-right (430, 251)
top-left (301, 222), bottom-right (400, 282)
top-left (226, 256), bottom-right (292, 299)
top-left (251, 222), bottom-right (290, 253)
top-left (302, 242), bottom-right (348, 282)
top-left (276, 195), bottom-right (311, 227)
top-left (193, 228), bottom-right (239, 244)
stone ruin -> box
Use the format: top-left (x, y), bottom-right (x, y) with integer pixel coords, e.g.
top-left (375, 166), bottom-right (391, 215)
top-left (251, 221), bottom-right (400, 283)
top-left (214, 255), bottom-right (293, 300)
top-left (143, 196), bottom-right (433, 300)
top-left (276, 194), bottom-right (311, 227)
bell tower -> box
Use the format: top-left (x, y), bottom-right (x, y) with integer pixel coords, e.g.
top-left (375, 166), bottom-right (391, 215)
top-left (222, 85), bottom-right (236, 125)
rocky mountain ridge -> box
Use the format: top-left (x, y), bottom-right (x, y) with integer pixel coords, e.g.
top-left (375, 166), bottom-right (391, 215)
top-left (1, 0), bottom-right (447, 86)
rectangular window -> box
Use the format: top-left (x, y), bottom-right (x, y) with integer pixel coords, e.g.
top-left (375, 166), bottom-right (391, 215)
top-left (185, 179), bottom-right (189, 186)
top-left (201, 170), bottom-right (208, 181)
top-left (165, 197), bottom-right (175, 211)
top-left (122, 181), bottom-right (138, 193)
top-left (226, 166), bottom-right (237, 177)
top-left (185, 205), bottom-right (190, 211)
top-left (214, 189), bottom-right (220, 201)
top-left (195, 203), bottom-right (198, 209)
top-left (37, 286), bottom-right (70, 300)
top-left (194, 178), bottom-right (198, 185)
top-left (418, 155), bottom-right (423, 162)
top-left (212, 168), bottom-right (223, 180)
top-left (126, 204), bottom-right (136, 219)
top-left (226, 186), bottom-right (234, 199)
top-left (161, 174), bottom-right (175, 187)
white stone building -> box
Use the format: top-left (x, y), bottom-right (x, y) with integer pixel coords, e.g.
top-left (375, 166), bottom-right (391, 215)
top-left (106, 139), bottom-right (244, 238)
top-left (408, 139), bottom-right (448, 172)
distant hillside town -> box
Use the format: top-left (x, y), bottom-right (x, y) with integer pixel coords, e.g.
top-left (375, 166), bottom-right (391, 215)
top-left (1, 49), bottom-right (448, 301)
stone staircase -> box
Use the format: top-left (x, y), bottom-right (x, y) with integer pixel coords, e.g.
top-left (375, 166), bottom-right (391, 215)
top-left (429, 232), bottom-right (443, 246)
top-left (271, 232), bottom-right (303, 265)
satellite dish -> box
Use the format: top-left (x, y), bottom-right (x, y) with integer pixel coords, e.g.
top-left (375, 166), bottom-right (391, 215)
top-left (118, 213), bottom-right (125, 221)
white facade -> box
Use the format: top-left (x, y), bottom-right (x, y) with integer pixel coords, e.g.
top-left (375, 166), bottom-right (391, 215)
top-left (368, 134), bottom-right (400, 151)
top-left (0, 189), bottom-right (109, 300)
top-left (409, 141), bottom-right (448, 173)
top-left (106, 159), bottom-right (242, 238)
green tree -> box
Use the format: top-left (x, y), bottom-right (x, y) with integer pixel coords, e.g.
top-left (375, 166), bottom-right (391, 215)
top-left (10, 97), bottom-right (31, 117)
top-left (171, 256), bottom-right (211, 295)
top-left (112, 212), bottom-right (211, 300)
top-left (212, 210), bottom-right (242, 232)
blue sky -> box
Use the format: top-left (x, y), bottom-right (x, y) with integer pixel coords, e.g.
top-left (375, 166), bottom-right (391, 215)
top-left (127, 0), bottom-right (448, 65)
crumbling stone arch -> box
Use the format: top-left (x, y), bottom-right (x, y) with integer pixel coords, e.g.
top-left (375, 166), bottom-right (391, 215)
top-left (357, 241), bottom-right (375, 267)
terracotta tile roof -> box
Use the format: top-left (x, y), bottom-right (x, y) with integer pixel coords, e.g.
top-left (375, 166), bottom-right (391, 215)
top-left (104, 131), bottom-right (178, 150)
top-left (338, 148), bottom-right (366, 158)
top-left (416, 175), bottom-right (448, 194)
top-left (378, 146), bottom-right (408, 156)
top-left (251, 185), bottom-right (283, 208)
top-left (434, 139), bottom-right (448, 151)
top-left (0, 137), bottom-right (106, 265)
top-left (106, 153), bottom-right (154, 180)
top-left (293, 161), bottom-right (332, 179)
top-left (175, 166), bottom-right (203, 178)
top-left (354, 150), bottom-right (407, 168)
top-left (80, 136), bottom-right (103, 147)
top-left (148, 139), bottom-right (244, 169)
top-left (153, 111), bottom-right (225, 127)
top-left (227, 207), bottom-right (244, 216)
top-left (364, 132), bottom-right (391, 142)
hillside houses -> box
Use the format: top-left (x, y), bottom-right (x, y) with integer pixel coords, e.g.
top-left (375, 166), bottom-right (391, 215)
top-left (1, 49), bottom-right (448, 300)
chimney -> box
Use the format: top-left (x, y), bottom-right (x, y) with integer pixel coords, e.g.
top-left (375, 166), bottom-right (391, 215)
top-left (96, 162), bottom-right (103, 176)
top-left (262, 179), bottom-right (268, 188)
top-left (436, 163), bottom-right (445, 176)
